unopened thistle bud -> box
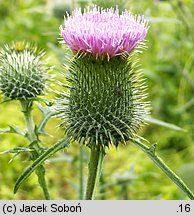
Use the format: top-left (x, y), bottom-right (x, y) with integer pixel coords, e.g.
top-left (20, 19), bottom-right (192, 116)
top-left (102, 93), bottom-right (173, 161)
top-left (57, 6), bottom-right (150, 149)
top-left (0, 42), bottom-right (50, 100)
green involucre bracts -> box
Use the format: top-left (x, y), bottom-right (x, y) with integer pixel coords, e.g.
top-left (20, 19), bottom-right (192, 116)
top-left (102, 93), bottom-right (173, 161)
top-left (57, 53), bottom-right (150, 149)
top-left (0, 42), bottom-right (50, 100)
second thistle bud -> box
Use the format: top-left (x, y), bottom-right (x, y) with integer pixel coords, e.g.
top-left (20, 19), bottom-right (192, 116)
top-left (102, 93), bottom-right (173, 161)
top-left (0, 42), bottom-right (50, 100)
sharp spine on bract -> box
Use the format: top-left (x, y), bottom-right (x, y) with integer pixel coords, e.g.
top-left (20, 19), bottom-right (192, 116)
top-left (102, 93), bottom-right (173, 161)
top-left (56, 53), bottom-right (150, 149)
top-left (0, 42), bottom-right (51, 100)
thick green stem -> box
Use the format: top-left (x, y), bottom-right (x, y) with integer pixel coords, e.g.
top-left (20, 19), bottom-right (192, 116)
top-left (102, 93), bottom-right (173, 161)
top-left (20, 100), bottom-right (50, 200)
top-left (132, 138), bottom-right (194, 200)
top-left (85, 148), bottom-right (105, 200)
top-left (21, 101), bottom-right (36, 142)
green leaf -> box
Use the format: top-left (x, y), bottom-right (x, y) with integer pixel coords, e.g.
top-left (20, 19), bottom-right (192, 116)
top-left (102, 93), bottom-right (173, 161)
top-left (0, 125), bottom-right (25, 136)
top-left (0, 147), bottom-right (34, 163)
top-left (131, 138), bottom-right (194, 200)
top-left (0, 147), bottom-right (33, 155)
top-left (33, 98), bottom-right (53, 106)
top-left (145, 116), bottom-right (186, 132)
top-left (14, 137), bottom-right (69, 194)
top-left (36, 103), bottom-right (56, 136)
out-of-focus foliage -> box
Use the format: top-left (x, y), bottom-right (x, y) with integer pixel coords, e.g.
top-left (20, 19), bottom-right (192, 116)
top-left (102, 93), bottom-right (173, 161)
top-left (0, 0), bottom-right (194, 199)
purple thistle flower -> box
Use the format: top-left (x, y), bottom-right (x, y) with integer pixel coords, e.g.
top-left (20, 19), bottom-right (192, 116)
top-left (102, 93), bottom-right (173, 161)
top-left (60, 6), bottom-right (149, 58)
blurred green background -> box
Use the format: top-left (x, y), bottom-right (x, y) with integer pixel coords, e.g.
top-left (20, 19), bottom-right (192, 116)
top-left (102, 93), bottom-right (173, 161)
top-left (0, 0), bottom-right (194, 200)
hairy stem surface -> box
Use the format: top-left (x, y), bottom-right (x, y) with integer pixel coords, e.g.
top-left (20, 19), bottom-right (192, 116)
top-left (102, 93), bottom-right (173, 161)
top-left (20, 99), bottom-right (50, 200)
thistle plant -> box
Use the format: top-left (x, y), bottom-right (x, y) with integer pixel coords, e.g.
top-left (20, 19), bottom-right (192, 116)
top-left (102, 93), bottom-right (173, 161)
top-left (1, 7), bottom-right (194, 200)
top-left (0, 42), bottom-right (51, 199)
top-left (57, 7), bottom-right (149, 199)
top-left (57, 6), bottom-right (194, 200)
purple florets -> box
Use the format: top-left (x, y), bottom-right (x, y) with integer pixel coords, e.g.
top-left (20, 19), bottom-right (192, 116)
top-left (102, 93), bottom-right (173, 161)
top-left (60, 6), bottom-right (148, 58)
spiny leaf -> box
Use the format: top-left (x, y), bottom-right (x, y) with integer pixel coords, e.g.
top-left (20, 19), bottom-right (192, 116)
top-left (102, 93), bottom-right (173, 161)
top-left (131, 138), bottom-right (194, 200)
top-left (36, 103), bottom-right (56, 136)
top-left (0, 147), bottom-right (34, 163)
top-left (0, 125), bottom-right (25, 136)
top-left (14, 137), bottom-right (69, 194)
top-left (0, 147), bottom-right (33, 155)
top-left (33, 98), bottom-right (53, 106)
top-left (148, 143), bottom-right (157, 155)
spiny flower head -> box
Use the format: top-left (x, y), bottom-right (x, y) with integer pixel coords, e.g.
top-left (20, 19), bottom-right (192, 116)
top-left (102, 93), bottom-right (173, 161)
top-left (0, 42), bottom-right (50, 100)
top-left (60, 6), bottom-right (148, 59)
top-left (57, 7), bottom-right (150, 150)
top-left (56, 54), bottom-right (150, 149)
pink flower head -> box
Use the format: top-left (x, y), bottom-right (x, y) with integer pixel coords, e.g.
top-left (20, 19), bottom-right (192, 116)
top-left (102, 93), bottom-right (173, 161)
top-left (60, 6), bottom-right (149, 59)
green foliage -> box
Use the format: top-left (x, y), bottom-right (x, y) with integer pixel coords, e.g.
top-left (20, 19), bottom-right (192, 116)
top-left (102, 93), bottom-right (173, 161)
top-left (14, 137), bottom-right (69, 195)
top-left (0, 0), bottom-right (194, 200)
